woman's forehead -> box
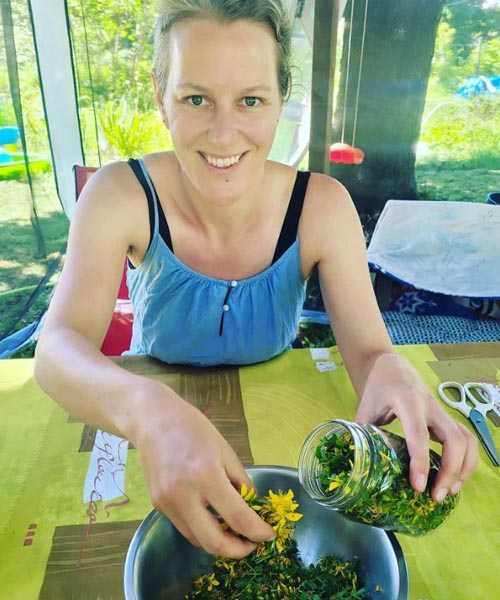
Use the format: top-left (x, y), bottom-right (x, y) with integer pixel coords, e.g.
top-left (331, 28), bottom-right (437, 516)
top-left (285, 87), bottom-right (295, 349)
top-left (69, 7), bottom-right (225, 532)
top-left (167, 18), bottom-right (280, 88)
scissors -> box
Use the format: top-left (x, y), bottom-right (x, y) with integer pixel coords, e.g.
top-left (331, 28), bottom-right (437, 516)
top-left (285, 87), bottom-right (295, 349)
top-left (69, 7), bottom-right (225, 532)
top-left (437, 381), bottom-right (500, 467)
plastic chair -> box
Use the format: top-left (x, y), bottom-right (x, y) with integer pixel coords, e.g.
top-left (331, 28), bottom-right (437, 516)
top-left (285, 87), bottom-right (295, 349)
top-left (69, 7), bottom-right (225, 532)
top-left (73, 165), bottom-right (133, 355)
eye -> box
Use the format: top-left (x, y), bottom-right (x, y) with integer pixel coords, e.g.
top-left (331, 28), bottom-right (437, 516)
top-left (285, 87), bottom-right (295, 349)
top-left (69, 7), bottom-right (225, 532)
top-left (186, 95), bottom-right (206, 106)
top-left (242, 96), bottom-right (261, 107)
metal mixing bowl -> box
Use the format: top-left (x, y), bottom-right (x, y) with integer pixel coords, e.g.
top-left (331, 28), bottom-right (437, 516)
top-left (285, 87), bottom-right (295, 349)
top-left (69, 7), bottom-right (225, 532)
top-left (124, 465), bottom-right (409, 600)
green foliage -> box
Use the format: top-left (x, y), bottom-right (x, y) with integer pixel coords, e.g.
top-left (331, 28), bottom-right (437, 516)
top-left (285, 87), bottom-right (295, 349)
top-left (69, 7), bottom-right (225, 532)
top-left (68, 0), bottom-right (157, 113)
top-left (1, 2), bottom-right (51, 155)
top-left (420, 95), bottom-right (500, 165)
top-left (97, 99), bottom-right (173, 159)
top-left (443, 0), bottom-right (500, 66)
top-left (430, 2), bottom-right (500, 91)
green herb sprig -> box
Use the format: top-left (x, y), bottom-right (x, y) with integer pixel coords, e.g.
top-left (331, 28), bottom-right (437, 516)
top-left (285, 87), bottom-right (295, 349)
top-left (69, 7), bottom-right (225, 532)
top-left (315, 428), bottom-right (459, 535)
top-left (186, 485), bottom-right (370, 600)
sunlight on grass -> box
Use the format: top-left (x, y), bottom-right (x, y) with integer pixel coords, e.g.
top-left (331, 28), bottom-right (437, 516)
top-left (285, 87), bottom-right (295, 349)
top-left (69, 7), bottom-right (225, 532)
top-left (21, 263), bottom-right (47, 277)
top-left (0, 259), bottom-right (19, 269)
top-left (0, 174), bottom-right (67, 337)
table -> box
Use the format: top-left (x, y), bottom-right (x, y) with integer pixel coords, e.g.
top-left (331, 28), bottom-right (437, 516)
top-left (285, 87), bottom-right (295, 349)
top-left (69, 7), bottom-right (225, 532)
top-left (1, 343), bottom-right (499, 600)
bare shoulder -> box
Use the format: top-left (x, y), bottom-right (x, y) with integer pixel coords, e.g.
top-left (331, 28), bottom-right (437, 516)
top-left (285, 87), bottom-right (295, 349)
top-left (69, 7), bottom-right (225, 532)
top-left (76, 160), bottom-right (142, 211)
top-left (304, 172), bottom-right (355, 214)
top-left (301, 172), bottom-right (362, 235)
top-left (72, 159), bottom-right (151, 250)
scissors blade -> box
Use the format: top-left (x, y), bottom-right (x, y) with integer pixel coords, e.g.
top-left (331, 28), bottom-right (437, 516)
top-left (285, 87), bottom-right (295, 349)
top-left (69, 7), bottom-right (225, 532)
top-left (469, 408), bottom-right (500, 466)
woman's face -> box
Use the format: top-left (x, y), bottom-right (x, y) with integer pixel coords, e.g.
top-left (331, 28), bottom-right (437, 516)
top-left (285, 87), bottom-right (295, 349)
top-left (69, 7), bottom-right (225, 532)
top-left (156, 17), bottom-right (284, 206)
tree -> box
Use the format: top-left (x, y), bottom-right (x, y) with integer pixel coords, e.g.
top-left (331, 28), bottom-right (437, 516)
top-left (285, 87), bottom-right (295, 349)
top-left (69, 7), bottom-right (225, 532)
top-left (444, 0), bottom-right (500, 71)
top-left (433, 1), bottom-right (500, 89)
top-left (330, 0), bottom-right (445, 213)
top-left (67, 0), bottom-right (157, 113)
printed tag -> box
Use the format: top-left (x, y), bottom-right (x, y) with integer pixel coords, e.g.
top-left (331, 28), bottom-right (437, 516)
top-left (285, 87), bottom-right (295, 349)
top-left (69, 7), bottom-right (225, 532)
top-left (310, 348), bottom-right (330, 361)
top-left (315, 361), bottom-right (337, 373)
top-left (83, 430), bottom-right (129, 502)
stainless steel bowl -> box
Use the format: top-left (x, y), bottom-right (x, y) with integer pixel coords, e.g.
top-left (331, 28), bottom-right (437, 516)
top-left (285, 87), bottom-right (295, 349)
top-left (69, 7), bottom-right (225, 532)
top-left (124, 465), bottom-right (409, 600)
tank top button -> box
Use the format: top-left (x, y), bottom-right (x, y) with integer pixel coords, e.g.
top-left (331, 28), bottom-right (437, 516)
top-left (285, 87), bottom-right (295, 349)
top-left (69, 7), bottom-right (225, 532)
top-left (223, 304), bottom-right (230, 311)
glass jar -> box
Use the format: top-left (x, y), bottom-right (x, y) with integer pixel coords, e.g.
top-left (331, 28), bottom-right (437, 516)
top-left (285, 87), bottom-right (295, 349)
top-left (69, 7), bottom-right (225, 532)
top-left (298, 419), bottom-right (459, 535)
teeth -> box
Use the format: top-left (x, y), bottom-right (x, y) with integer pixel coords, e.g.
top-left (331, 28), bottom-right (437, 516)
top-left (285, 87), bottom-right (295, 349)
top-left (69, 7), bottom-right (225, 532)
top-left (204, 153), bottom-right (242, 168)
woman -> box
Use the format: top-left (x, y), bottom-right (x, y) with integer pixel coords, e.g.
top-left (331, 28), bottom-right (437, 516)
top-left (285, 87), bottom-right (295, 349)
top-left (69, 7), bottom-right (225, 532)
top-left (34, 0), bottom-right (477, 559)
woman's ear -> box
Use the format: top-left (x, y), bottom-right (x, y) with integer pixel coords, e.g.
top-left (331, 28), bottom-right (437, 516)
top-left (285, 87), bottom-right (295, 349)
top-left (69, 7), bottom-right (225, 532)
top-left (151, 69), bottom-right (169, 129)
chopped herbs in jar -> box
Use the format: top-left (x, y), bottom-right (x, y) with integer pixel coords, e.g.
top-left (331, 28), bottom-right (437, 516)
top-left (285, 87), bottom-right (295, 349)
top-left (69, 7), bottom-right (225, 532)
top-left (299, 419), bottom-right (459, 536)
top-left (186, 484), bottom-right (371, 600)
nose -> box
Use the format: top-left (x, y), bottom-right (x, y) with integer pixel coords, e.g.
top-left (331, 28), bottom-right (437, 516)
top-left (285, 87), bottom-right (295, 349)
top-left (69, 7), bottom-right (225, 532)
top-left (207, 105), bottom-right (238, 148)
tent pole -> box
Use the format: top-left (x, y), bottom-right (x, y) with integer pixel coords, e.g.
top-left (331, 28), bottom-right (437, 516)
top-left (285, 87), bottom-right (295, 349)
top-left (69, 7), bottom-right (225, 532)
top-left (309, 0), bottom-right (339, 174)
top-left (1, 0), bottom-right (47, 257)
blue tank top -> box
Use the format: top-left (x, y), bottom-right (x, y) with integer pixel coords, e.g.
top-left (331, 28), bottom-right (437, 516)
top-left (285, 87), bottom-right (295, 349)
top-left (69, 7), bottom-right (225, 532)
top-left (125, 158), bottom-right (309, 366)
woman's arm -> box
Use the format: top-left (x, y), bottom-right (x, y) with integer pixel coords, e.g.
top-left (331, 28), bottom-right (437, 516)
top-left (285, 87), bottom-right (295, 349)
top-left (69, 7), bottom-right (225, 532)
top-left (35, 162), bottom-right (147, 434)
top-left (300, 173), bottom-right (478, 501)
top-left (34, 162), bottom-right (275, 558)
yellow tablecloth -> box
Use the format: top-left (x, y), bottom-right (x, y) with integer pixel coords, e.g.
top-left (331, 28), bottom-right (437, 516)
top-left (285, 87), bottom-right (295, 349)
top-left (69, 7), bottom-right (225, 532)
top-left (0, 343), bottom-right (499, 600)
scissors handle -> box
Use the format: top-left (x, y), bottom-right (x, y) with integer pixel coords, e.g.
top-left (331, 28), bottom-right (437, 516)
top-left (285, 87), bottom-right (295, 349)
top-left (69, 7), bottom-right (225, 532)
top-left (438, 381), bottom-right (494, 417)
top-left (438, 381), bottom-right (470, 417)
top-left (462, 382), bottom-right (495, 416)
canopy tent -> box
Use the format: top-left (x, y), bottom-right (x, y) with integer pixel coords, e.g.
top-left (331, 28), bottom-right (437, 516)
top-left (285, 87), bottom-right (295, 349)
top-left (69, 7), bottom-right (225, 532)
top-left (24, 0), bottom-right (344, 218)
top-left (0, 0), bottom-right (344, 356)
top-left (2, 1), bottom-right (499, 357)
top-left (28, 0), bottom-right (84, 218)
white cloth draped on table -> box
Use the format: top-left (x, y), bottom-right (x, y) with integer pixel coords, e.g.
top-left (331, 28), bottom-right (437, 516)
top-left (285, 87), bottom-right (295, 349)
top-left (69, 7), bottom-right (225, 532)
top-left (367, 199), bottom-right (500, 299)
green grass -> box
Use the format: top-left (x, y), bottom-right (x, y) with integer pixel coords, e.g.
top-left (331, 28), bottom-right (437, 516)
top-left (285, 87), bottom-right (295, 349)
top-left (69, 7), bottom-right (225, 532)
top-left (416, 163), bottom-right (500, 202)
top-left (0, 174), bottom-right (68, 346)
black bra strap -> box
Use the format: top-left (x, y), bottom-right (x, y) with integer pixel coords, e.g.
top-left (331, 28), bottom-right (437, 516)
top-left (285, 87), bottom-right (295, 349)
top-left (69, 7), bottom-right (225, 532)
top-left (271, 171), bottom-right (311, 264)
top-left (127, 158), bottom-right (173, 251)
top-left (128, 159), bottom-right (309, 262)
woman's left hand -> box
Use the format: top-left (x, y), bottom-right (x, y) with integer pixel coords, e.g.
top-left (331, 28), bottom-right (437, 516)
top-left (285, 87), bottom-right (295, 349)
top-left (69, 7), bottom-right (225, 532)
top-left (355, 353), bottom-right (479, 503)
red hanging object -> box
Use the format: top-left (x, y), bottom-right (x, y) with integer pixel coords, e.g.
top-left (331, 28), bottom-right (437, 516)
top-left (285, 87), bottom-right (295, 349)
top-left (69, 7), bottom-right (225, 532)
top-left (329, 142), bottom-right (365, 165)
top-left (329, 0), bottom-right (369, 167)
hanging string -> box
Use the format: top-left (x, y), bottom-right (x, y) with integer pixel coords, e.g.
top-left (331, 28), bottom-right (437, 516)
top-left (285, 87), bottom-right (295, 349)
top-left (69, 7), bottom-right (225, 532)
top-left (351, 0), bottom-right (369, 149)
top-left (78, 0), bottom-right (102, 166)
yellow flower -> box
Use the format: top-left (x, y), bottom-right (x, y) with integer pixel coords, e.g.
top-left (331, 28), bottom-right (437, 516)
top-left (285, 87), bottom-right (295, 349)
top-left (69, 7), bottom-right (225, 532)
top-left (206, 573), bottom-right (219, 592)
top-left (218, 557), bottom-right (236, 577)
top-left (265, 489), bottom-right (303, 524)
top-left (328, 479), bottom-right (343, 492)
top-left (240, 482), bottom-right (258, 503)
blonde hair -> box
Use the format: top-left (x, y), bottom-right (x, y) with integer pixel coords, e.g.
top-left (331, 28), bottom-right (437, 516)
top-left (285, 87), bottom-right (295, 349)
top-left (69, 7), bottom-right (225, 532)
top-left (154, 0), bottom-right (292, 100)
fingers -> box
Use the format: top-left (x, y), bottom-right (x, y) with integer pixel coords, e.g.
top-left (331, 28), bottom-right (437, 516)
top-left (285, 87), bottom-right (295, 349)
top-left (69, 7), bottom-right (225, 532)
top-left (167, 499), bottom-right (261, 559)
top-left (358, 353), bottom-right (479, 501)
top-left (200, 484), bottom-right (275, 558)
top-left (154, 470), bottom-right (274, 559)
top-left (428, 418), bottom-right (478, 502)
top-left (207, 471), bottom-right (276, 543)
top-left (397, 387), bottom-right (479, 500)
top-left (398, 406), bottom-right (431, 493)
top-left (146, 434), bottom-right (275, 559)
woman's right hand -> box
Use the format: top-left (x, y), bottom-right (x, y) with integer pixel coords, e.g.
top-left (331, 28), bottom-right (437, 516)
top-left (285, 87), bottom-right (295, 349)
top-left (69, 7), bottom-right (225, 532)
top-left (131, 384), bottom-right (276, 558)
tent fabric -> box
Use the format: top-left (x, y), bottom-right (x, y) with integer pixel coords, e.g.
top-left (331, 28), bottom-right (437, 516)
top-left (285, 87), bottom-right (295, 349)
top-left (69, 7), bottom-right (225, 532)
top-left (28, 0), bottom-right (84, 218)
top-left (0, 316), bottom-right (45, 358)
top-left (367, 199), bottom-right (500, 299)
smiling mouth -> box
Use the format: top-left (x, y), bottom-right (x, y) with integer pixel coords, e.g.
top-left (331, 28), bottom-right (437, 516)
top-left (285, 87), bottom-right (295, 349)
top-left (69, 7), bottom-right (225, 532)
top-left (200, 152), bottom-right (244, 168)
